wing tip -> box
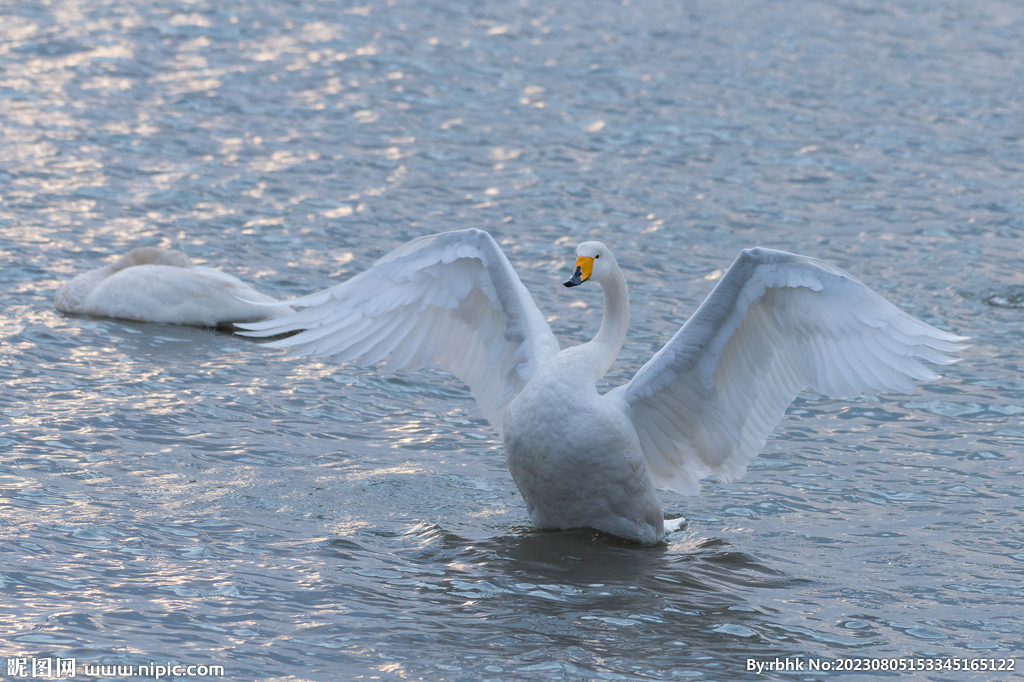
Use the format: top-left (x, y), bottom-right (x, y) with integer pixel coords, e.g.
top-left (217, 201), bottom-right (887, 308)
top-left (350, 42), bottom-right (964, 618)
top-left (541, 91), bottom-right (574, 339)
top-left (931, 330), bottom-right (971, 344)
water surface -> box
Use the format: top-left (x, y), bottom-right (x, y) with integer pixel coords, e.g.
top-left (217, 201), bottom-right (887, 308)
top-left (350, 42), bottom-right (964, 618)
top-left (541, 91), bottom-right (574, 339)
top-left (2, 0), bottom-right (1023, 679)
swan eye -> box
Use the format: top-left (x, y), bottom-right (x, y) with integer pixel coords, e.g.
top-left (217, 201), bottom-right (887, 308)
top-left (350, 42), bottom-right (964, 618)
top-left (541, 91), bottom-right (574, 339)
top-left (595, 255), bottom-right (600, 259)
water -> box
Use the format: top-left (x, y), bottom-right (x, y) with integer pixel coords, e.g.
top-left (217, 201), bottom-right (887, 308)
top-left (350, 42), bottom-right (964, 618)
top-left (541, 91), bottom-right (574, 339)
top-left (2, 0), bottom-right (1023, 679)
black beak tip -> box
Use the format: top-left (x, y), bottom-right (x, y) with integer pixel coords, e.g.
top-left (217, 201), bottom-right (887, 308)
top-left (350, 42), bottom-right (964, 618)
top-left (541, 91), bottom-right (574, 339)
top-left (563, 279), bottom-right (578, 288)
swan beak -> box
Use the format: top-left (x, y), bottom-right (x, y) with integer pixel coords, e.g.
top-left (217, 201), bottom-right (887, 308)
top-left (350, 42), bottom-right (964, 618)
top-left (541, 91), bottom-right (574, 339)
top-left (563, 256), bottom-right (594, 287)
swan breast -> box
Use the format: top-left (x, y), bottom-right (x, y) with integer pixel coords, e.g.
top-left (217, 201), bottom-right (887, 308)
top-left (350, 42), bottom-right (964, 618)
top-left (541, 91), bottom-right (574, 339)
top-left (503, 366), bottom-right (663, 543)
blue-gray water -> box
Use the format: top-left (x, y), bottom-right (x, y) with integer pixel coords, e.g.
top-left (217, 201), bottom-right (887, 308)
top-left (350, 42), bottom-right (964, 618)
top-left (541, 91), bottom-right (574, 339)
top-left (2, 0), bottom-right (1023, 679)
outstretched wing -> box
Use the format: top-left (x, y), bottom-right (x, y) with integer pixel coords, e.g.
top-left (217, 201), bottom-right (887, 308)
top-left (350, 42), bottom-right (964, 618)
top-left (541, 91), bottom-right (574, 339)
top-left (609, 247), bottom-right (968, 495)
top-left (238, 229), bottom-right (560, 435)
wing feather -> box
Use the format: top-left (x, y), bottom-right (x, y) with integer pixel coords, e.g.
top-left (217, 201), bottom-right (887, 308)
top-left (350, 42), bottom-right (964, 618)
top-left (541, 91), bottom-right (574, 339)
top-left (611, 247), bottom-right (968, 495)
top-left (238, 229), bottom-right (560, 434)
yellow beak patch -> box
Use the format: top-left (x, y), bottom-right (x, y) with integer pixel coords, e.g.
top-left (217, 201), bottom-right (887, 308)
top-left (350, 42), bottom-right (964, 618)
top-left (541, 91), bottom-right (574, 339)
top-left (574, 256), bottom-right (594, 282)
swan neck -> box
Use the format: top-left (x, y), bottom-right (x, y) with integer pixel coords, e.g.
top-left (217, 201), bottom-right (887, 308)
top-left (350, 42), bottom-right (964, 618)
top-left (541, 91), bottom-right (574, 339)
top-left (586, 265), bottom-right (629, 380)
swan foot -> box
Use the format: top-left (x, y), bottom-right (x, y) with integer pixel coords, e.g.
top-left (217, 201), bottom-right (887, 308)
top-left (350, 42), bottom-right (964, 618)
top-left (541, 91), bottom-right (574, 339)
top-left (663, 516), bottom-right (688, 534)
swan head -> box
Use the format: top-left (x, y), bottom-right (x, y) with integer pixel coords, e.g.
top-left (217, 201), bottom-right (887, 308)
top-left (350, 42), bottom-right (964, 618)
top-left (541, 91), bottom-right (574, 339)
top-left (563, 241), bottom-right (615, 287)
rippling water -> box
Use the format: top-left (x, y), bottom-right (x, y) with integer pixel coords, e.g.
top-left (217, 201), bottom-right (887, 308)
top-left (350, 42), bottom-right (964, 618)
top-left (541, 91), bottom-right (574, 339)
top-left (2, 0), bottom-right (1023, 679)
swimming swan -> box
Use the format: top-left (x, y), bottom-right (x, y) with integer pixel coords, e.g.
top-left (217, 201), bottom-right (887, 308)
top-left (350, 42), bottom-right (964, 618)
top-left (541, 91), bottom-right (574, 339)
top-left (239, 229), bottom-right (967, 544)
top-left (54, 247), bottom-right (293, 328)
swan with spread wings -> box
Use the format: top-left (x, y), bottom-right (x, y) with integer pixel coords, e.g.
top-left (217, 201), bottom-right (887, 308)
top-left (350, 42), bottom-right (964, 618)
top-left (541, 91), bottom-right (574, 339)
top-left (240, 229), bottom-right (967, 544)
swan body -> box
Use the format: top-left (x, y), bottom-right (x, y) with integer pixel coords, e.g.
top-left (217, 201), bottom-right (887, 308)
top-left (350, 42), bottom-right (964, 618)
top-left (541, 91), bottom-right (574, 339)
top-left (54, 247), bottom-right (293, 327)
top-left (239, 229), bottom-right (967, 544)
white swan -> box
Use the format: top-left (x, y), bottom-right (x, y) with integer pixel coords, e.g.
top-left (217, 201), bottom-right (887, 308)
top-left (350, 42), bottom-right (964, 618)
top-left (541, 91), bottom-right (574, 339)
top-left (239, 229), bottom-right (967, 544)
top-left (54, 247), bottom-right (293, 328)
